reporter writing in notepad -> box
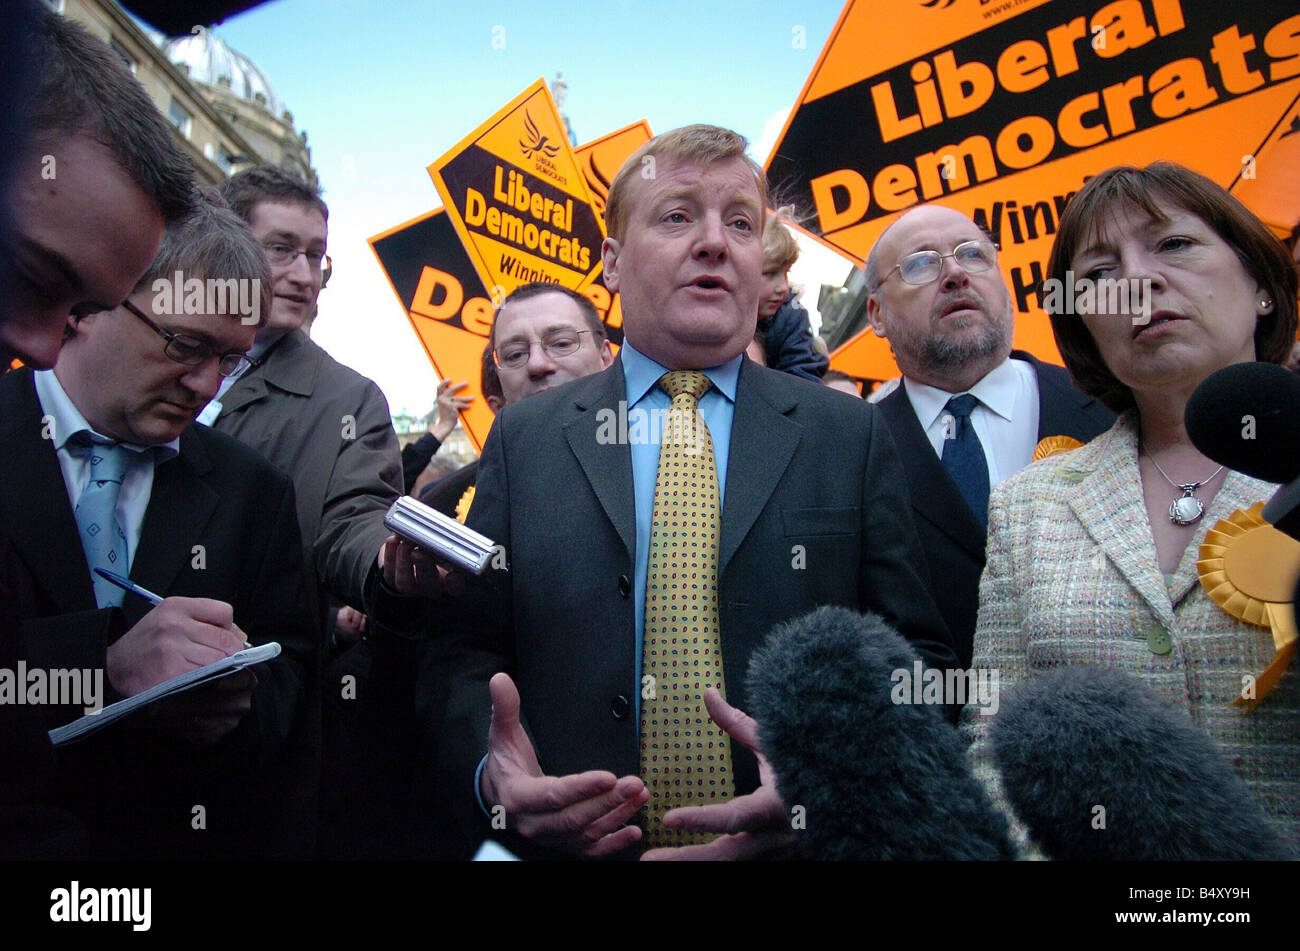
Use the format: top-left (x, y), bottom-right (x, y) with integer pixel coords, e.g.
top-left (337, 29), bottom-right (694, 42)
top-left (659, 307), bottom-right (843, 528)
top-left (0, 194), bottom-right (317, 858)
top-left (75, 568), bottom-right (261, 747)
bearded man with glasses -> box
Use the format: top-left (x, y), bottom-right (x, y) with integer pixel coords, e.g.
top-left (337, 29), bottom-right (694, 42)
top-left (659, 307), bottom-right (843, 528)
top-left (866, 203), bottom-right (1114, 667)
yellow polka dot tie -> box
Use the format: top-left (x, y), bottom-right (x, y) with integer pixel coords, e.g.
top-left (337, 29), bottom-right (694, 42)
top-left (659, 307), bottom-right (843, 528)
top-left (639, 370), bottom-right (734, 847)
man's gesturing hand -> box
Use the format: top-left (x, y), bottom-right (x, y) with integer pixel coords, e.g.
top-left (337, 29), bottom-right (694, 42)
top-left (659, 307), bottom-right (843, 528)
top-left (640, 687), bottom-right (797, 861)
top-left (480, 672), bottom-right (648, 857)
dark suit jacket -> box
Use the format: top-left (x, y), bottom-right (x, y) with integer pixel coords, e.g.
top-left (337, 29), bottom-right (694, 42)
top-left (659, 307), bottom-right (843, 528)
top-left (0, 540), bottom-right (86, 859)
top-left (0, 368), bottom-right (317, 859)
top-left (875, 352), bottom-right (1115, 668)
top-left (427, 357), bottom-right (958, 853)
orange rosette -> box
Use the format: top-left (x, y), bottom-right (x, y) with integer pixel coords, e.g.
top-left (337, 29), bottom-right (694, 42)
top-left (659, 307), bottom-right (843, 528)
top-left (1197, 502), bottom-right (1300, 709)
top-left (1032, 435), bottom-right (1083, 462)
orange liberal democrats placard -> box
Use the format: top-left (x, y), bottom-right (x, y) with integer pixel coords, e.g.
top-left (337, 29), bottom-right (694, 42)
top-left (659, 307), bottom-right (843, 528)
top-left (371, 121), bottom-right (653, 451)
top-left (429, 78), bottom-right (607, 300)
top-left (766, 0), bottom-right (1300, 384)
top-left (369, 208), bottom-right (499, 453)
top-left (576, 119), bottom-right (654, 221)
top-left (572, 120), bottom-right (654, 334)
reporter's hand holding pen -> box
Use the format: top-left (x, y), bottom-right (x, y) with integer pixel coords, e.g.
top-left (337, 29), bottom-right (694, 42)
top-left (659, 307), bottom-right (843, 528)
top-left (95, 568), bottom-right (254, 744)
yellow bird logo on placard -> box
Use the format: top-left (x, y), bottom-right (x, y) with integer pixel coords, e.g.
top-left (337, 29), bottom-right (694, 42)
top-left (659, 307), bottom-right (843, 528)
top-left (519, 111), bottom-right (560, 160)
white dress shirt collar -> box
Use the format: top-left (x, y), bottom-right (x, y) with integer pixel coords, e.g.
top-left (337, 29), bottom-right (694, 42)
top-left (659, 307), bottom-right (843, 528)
top-left (902, 355), bottom-right (1021, 429)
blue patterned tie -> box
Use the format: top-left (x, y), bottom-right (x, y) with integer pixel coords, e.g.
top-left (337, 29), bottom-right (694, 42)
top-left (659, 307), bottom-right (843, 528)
top-left (74, 437), bottom-right (132, 608)
top-left (940, 394), bottom-right (990, 530)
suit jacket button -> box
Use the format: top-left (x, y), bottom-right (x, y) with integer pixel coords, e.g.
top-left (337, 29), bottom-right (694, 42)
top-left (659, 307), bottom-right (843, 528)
top-left (610, 695), bottom-right (630, 720)
top-left (1147, 625), bottom-right (1173, 655)
top-left (617, 574), bottom-right (631, 598)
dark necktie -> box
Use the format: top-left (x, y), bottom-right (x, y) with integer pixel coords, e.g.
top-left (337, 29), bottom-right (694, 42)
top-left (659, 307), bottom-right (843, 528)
top-left (940, 394), bottom-right (989, 529)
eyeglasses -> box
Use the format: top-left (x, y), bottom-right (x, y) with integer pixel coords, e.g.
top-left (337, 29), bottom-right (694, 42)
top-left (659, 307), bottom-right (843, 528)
top-left (493, 329), bottom-right (598, 370)
top-left (121, 298), bottom-right (253, 378)
top-left (262, 242), bottom-right (332, 273)
top-left (886, 239), bottom-right (997, 286)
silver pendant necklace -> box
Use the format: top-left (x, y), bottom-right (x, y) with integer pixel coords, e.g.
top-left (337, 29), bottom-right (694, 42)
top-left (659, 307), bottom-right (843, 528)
top-left (1143, 446), bottom-right (1225, 526)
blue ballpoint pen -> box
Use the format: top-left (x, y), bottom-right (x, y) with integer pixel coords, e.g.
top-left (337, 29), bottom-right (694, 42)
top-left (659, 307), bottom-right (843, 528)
top-left (93, 569), bottom-right (252, 646)
top-left (93, 568), bottom-right (164, 605)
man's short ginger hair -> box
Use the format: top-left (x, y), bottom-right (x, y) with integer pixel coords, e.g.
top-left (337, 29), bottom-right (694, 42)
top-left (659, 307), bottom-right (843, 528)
top-left (603, 124), bottom-right (767, 242)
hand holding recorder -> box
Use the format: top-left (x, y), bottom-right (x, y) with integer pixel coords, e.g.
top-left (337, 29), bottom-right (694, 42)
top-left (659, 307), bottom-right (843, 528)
top-left (378, 496), bottom-right (497, 597)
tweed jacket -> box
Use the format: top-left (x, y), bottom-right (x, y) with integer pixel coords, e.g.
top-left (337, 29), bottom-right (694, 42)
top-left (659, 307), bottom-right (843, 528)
top-left (963, 412), bottom-right (1299, 848)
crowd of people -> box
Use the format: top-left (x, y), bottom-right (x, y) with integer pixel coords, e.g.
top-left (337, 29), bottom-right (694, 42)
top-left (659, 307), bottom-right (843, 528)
top-left (1, 5), bottom-right (1296, 862)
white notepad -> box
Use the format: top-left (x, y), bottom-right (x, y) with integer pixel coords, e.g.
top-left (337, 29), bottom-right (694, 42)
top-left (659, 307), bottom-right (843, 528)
top-left (48, 642), bottom-right (281, 746)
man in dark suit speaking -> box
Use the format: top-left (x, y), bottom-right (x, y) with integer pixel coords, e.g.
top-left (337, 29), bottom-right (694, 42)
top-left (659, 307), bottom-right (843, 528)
top-left (866, 205), bottom-right (1115, 668)
top-left (430, 125), bottom-right (957, 859)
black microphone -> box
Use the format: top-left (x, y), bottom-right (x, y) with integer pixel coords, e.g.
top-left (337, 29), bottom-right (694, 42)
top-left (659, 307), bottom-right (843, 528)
top-left (745, 606), bottom-right (1015, 860)
top-left (988, 665), bottom-right (1293, 861)
top-left (1186, 362), bottom-right (1300, 539)
top-left (1186, 362), bottom-right (1300, 483)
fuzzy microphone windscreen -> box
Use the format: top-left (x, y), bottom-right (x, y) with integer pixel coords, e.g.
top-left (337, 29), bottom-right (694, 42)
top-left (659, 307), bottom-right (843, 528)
top-left (989, 665), bottom-right (1294, 861)
top-left (746, 605), bottom-right (1015, 860)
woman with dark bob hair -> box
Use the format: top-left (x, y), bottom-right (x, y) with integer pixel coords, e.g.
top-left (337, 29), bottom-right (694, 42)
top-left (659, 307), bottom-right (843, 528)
top-left (963, 162), bottom-right (1299, 852)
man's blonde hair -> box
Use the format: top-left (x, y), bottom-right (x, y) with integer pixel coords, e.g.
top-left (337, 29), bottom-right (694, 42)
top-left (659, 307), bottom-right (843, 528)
top-left (763, 206), bottom-right (800, 272)
top-left (604, 124), bottom-right (767, 241)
